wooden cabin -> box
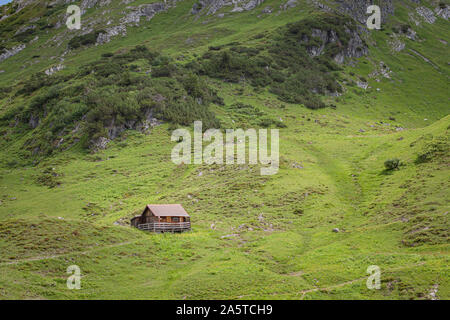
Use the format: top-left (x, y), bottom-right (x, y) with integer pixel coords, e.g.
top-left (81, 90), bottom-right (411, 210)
top-left (131, 204), bottom-right (191, 232)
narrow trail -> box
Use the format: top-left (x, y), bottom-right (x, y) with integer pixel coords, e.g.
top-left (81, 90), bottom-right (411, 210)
top-left (408, 49), bottom-right (442, 74)
top-left (0, 240), bottom-right (141, 266)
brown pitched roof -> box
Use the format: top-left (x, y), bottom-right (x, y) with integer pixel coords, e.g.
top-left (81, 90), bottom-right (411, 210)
top-left (144, 204), bottom-right (189, 217)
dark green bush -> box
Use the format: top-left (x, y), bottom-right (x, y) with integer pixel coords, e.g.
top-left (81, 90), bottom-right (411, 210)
top-left (384, 158), bottom-right (400, 170)
top-left (189, 13), bottom-right (350, 110)
top-left (68, 30), bottom-right (105, 49)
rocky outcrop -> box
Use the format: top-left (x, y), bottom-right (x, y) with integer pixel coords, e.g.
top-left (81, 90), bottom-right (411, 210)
top-left (90, 108), bottom-right (161, 151)
top-left (435, 5), bottom-right (449, 20)
top-left (81, 0), bottom-right (99, 11)
top-left (281, 0), bottom-right (297, 10)
top-left (335, 29), bottom-right (368, 63)
top-left (416, 6), bottom-right (436, 24)
top-left (335, 0), bottom-right (394, 24)
top-left (357, 81), bottom-right (368, 90)
top-left (29, 114), bottom-right (40, 129)
top-left (90, 136), bottom-right (110, 151)
top-left (388, 37), bottom-right (405, 52)
top-left (191, 0), bottom-right (265, 16)
top-left (308, 0), bottom-right (333, 13)
top-left (0, 44), bottom-right (26, 63)
top-left (305, 28), bottom-right (340, 57)
top-left (244, 0), bottom-right (265, 11)
top-left (121, 2), bottom-right (168, 26)
top-left (303, 26), bottom-right (368, 64)
top-left (369, 61), bottom-right (392, 80)
top-left (405, 27), bottom-right (416, 40)
top-left (261, 6), bottom-right (272, 14)
top-left (191, 0), bottom-right (229, 15)
top-left (96, 25), bottom-right (127, 44)
top-left (79, 0), bottom-right (111, 12)
top-left (9, 0), bottom-right (35, 13)
top-left (14, 24), bottom-right (36, 36)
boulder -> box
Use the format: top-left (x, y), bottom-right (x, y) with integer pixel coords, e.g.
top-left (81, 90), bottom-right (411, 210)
top-left (0, 44), bottom-right (26, 63)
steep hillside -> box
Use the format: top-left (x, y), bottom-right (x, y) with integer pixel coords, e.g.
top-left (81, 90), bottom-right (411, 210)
top-left (0, 0), bottom-right (448, 299)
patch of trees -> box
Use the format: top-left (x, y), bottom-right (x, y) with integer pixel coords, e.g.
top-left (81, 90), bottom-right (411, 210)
top-left (1, 45), bottom-right (221, 156)
top-left (188, 13), bottom-right (351, 109)
top-left (68, 30), bottom-right (105, 49)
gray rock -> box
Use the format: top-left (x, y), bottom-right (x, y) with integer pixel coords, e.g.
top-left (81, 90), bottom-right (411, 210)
top-left (231, 6), bottom-right (244, 13)
top-left (81, 0), bottom-right (99, 11)
top-left (429, 284), bottom-right (439, 300)
top-left (281, 0), bottom-right (297, 10)
top-left (405, 28), bottom-right (417, 40)
top-left (244, 0), bottom-right (262, 11)
top-left (356, 81), bottom-right (369, 90)
top-left (335, 0), bottom-right (394, 24)
top-left (29, 114), bottom-right (40, 129)
top-left (0, 44), bottom-right (26, 63)
top-left (93, 108), bottom-right (161, 148)
top-left (303, 26), bottom-right (367, 63)
top-left (90, 136), bottom-right (110, 151)
top-left (262, 6), bottom-right (271, 13)
top-left (191, 2), bottom-right (203, 14)
top-left (45, 63), bottom-right (65, 75)
top-left (435, 5), bottom-right (449, 20)
top-left (96, 25), bottom-right (127, 44)
top-left (389, 37), bottom-right (405, 52)
top-left (121, 2), bottom-right (168, 26)
top-left (14, 24), bottom-right (36, 36)
top-left (416, 6), bottom-right (436, 24)
top-left (192, 0), bottom-right (265, 16)
top-left (408, 13), bottom-right (420, 27)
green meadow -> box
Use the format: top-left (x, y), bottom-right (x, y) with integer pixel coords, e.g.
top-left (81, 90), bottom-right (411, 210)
top-left (0, 0), bottom-right (448, 299)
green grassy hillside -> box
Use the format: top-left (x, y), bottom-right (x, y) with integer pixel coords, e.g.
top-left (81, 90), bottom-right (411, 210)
top-left (0, 0), bottom-right (448, 299)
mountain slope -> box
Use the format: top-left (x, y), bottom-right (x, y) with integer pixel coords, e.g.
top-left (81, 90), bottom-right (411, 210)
top-left (0, 0), bottom-right (448, 299)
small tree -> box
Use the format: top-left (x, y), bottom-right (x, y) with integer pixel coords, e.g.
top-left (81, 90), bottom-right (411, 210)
top-left (384, 158), bottom-right (400, 171)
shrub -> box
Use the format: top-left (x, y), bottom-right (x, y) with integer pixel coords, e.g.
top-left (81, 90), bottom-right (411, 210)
top-left (152, 64), bottom-right (176, 77)
top-left (36, 172), bottom-right (61, 188)
top-left (384, 158), bottom-right (400, 170)
top-left (68, 30), bottom-right (105, 49)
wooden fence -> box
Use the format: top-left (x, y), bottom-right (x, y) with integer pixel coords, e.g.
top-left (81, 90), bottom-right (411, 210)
top-left (137, 222), bottom-right (191, 233)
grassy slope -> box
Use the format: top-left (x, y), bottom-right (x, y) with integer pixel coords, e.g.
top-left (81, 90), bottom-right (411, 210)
top-left (0, 0), bottom-right (449, 299)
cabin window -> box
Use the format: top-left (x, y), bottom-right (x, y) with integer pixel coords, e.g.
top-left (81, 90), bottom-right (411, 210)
top-left (172, 217), bottom-right (180, 222)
